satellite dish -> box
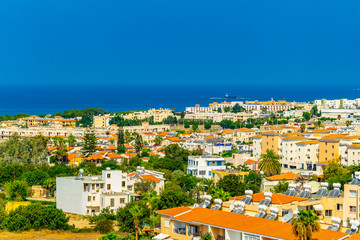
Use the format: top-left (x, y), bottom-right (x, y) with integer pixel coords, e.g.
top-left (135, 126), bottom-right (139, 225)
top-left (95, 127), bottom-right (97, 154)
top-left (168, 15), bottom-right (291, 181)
top-left (230, 204), bottom-right (234, 211)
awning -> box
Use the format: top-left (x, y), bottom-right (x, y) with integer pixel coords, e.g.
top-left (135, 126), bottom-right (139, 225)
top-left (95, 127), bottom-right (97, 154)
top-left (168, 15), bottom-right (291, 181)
top-left (313, 204), bottom-right (324, 211)
top-left (153, 234), bottom-right (170, 240)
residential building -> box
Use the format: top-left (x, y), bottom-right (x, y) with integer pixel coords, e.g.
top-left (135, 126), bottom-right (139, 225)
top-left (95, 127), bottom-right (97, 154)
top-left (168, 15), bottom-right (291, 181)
top-left (122, 108), bottom-right (173, 122)
top-left (56, 169), bottom-right (138, 216)
top-left (17, 116), bottom-right (76, 127)
top-left (93, 115), bottom-right (113, 128)
top-left (187, 155), bottom-right (226, 179)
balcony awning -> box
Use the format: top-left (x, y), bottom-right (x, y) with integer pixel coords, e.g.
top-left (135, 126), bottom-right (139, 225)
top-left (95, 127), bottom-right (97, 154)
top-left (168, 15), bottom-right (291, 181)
top-left (153, 234), bottom-right (170, 240)
top-left (313, 204), bottom-right (324, 211)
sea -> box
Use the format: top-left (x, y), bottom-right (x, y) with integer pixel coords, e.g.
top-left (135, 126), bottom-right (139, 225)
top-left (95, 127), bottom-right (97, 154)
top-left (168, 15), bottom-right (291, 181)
top-left (0, 84), bottom-right (359, 115)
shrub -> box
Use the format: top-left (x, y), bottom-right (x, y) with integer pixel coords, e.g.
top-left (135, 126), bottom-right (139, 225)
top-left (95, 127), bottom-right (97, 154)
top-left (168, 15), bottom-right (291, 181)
top-left (1, 204), bottom-right (70, 232)
top-left (94, 219), bottom-right (114, 234)
top-left (201, 232), bottom-right (212, 240)
top-left (99, 233), bottom-right (122, 240)
top-left (6, 180), bottom-right (29, 201)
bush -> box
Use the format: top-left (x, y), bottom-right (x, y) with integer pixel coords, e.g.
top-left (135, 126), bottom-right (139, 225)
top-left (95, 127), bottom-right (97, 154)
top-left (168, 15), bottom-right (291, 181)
top-left (94, 219), bottom-right (114, 234)
top-left (6, 180), bottom-right (29, 201)
top-left (201, 232), bottom-right (212, 240)
top-left (1, 204), bottom-right (70, 232)
top-left (99, 233), bottom-right (122, 240)
top-left (89, 207), bottom-right (116, 223)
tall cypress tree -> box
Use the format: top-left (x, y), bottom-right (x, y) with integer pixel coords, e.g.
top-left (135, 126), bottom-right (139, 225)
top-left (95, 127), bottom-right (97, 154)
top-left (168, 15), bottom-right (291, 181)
top-left (82, 130), bottom-right (97, 155)
top-left (117, 128), bottom-right (126, 154)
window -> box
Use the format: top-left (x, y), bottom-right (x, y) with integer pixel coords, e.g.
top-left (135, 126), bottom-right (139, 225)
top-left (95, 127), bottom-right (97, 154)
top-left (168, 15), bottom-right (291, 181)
top-left (282, 210), bottom-right (290, 216)
top-left (107, 173), bottom-right (111, 179)
top-left (244, 234), bottom-right (260, 240)
top-left (88, 196), bottom-right (91, 202)
top-left (199, 170), bottom-right (206, 175)
top-left (110, 198), bottom-right (114, 207)
top-left (325, 210), bottom-right (332, 217)
top-left (350, 206), bottom-right (356, 213)
top-left (122, 181), bottom-right (126, 187)
top-left (120, 198), bottom-right (125, 204)
top-left (92, 184), bottom-right (95, 190)
top-left (337, 204), bottom-right (343, 211)
top-left (164, 220), bottom-right (170, 228)
top-left (350, 190), bottom-right (356, 198)
top-left (93, 196), bottom-right (95, 201)
top-left (107, 184), bottom-right (111, 190)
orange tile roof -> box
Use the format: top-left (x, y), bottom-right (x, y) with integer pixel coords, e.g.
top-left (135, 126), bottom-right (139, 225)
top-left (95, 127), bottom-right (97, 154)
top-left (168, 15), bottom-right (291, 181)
top-left (296, 140), bottom-right (319, 145)
top-left (265, 172), bottom-right (301, 181)
top-left (141, 174), bottom-right (160, 182)
top-left (166, 137), bottom-right (185, 142)
top-left (244, 159), bottom-right (260, 164)
top-left (125, 153), bottom-right (137, 158)
top-left (348, 144), bottom-right (360, 148)
top-left (282, 136), bottom-right (307, 140)
top-left (128, 172), bottom-right (138, 177)
top-left (158, 131), bottom-right (169, 137)
top-left (230, 192), bottom-right (307, 204)
top-left (234, 128), bottom-right (254, 132)
top-left (252, 134), bottom-right (262, 138)
top-left (107, 145), bottom-right (117, 150)
top-left (87, 155), bottom-right (104, 160)
top-left (125, 144), bottom-right (134, 149)
top-left (156, 206), bottom-right (191, 217)
top-left (348, 234), bottom-right (360, 240)
top-left (168, 208), bottom-right (346, 240)
top-left (204, 135), bottom-right (214, 139)
top-left (222, 129), bottom-right (234, 134)
top-left (107, 153), bottom-right (124, 159)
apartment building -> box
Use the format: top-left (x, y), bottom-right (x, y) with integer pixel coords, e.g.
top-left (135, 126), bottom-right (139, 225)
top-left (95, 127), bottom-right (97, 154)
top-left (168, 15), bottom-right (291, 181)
top-left (17, 116), bottom-right (76, 127)
top-left (280, 136), bottom-right (308, 169)
top-left (93, 115), bottom-right (113, 128)
top-left (155, 206), bottom-right (347, 240)
top-left (187, 155), bottom-right (226, 179)
top-left (295, 140), bottom-right (319, 171)
top-left (123, 122), bottom-right (170, 134)
top-left (56, 169), bottom-right (139, 216)
top-left (318, 138), bottom-right (340, 162)
top-left (261, 132), bottom-right (281, 155)
top-left (122, 108), bottom-right (173, 122)
top-left (314, 98), bottom-right (360, 109)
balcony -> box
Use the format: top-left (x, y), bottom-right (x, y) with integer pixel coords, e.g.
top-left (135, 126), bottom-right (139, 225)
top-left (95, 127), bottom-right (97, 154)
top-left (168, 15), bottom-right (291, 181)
top-left (173, 228), bottom-right (186, 235)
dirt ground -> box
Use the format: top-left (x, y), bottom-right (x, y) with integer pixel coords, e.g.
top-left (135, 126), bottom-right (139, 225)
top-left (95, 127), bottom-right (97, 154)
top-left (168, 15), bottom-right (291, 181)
top-left (0, 230), bottom-right (103, 240)
top-left (67, 213), bottom-right (95, 229)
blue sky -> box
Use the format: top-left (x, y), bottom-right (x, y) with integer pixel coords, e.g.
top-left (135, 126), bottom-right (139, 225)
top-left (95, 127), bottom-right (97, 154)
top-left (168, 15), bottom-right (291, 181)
top-left (0, 0), bottom-right (359, 87)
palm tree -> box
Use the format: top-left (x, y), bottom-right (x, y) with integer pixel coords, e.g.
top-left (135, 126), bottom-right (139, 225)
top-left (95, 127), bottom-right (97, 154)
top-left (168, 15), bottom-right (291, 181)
top-left (346, 120), bottom-right (352, 127)
top-left (259, 149), bottom-right (281, 177)
top-left (67, 134), bottom-right (76, 148)
top-left (53, 137), bottom-right (68, 163)
top-left (212, 188), bottom-right (231, 202)
top-left (154, 136), bottom-right (163, 146)
top-left (314, 120), bottom-right (324, 129)
top-left (129, 205), bottom-right (143, 240)
top-left (300, 123), bottom-right (306, 133)
top-left (225, 162), bottom-right (234, 169)
top-left (203, 178), bottom-right (215, 192)
top-left (141, 190), bottom-right (158, 212)
top-left (291, 209), bottom-right (320, 240)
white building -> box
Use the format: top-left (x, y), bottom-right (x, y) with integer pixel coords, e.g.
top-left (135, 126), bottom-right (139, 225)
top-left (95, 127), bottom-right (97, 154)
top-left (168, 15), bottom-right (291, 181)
top-left (56, 169), bottom-right (139, 216)
top-left (187, 155), bottom-right (226, 179)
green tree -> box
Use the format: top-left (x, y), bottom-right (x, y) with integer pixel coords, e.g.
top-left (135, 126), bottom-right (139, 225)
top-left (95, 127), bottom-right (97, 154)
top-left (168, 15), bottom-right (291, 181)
top-left (135, 134), bottom-right (143, 153)
top-left (217, 174), bottom-right (245, 197)
top-left (259, 149), bottom-right (281, 177)
top-left (211, 188), bottom-right (231, 201)
top-left (6, 180), bottom-right (29, 201)
top-left (116, 202), bottom-right (150, 233)
top-left (94, 219), bottom-right (114, 234)
top-left (192, 122), bottom-right (199, 131)
top-left (346, 120), bottom-right (352, 127)
top-left (23, 170), bottom-right (49, 186)
top-left (204, 122), bottom-right (212, 130)
top-left (129, 204), bottom-right (143, 240)
top-left (99, 233), bottom-right (122, 240)
top-left (201, 232), bottom-right (212, 240)
top-left (154, 136), bottom-right (163, 146)
top-left (291, 209), bottom-right (320, 240)
top-left (82, 130), bottom-right (97, 155)
top-left (53, 136), bottom-right (68, 163)
top-left (67, 134), bottom-right (76, 148)
top-left (117, 128), bottom-right (126, 154)
top-left (302, 112), bottom-right (311, 121)
top-left (273, 179), bottom-right (289, 193)
top-left (154, 185), bottom-right (194, 210)
top-left (300, 123), bottom-right (306, 133)
top-left (323, 159), bottom-right (351, 190)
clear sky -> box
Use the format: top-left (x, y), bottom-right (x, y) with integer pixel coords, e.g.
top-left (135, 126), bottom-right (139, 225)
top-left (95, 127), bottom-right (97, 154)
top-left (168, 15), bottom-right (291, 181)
top-left (0, 0), bottom-right (359, 87)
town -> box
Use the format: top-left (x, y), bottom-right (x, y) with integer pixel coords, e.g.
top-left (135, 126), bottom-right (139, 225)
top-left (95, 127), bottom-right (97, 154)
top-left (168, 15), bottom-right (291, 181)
top-left (1, 98), bottom-right (360, 239)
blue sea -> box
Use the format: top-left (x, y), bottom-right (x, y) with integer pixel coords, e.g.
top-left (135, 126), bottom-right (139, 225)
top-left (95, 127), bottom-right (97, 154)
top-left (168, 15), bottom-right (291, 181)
top-left (0, 84), bottom-right (359, 115)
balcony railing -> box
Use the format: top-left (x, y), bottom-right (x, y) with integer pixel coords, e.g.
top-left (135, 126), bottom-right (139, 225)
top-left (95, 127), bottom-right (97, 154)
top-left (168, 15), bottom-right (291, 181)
top-left (188, 231), bottom-right (201, 237)
top-left (173, 228), bottom-right (186, 235)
